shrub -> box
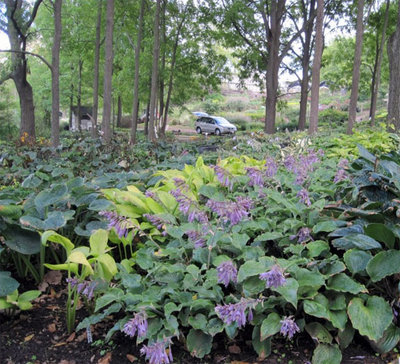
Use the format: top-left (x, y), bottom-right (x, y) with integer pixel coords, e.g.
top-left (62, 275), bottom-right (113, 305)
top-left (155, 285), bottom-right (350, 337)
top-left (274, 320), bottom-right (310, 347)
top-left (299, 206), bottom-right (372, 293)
top-left (319, 109), bottom-right (347, 126)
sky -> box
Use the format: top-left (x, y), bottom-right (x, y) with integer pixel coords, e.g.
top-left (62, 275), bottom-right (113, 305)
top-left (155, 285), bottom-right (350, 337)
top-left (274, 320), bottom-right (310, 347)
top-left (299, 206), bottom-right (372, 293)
top-left (0, 32), bottom-right (9, 50)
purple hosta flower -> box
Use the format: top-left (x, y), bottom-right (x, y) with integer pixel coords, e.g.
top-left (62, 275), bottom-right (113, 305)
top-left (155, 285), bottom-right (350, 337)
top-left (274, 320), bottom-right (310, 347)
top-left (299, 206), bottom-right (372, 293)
top-left (338, 158), bottom-right (349, 169)
top-left (280, 316), bottom-right (300, 339)
top-left (265, 157), bottom-right (278, 177)
top-left (294, 170), bottom-right (308, 185)
top-left (334, 168), bottom-right (348, 183)
top-left (215, 298), bottom-right (259, 328)
top-left (145, 190), bottom-right (156, 198)
top-left (246, 167), bottom-right (264, 187)
top-left (297, 188), bottom-right (311, 206)
top-left (144, 214), bottom-right (168, 236)
top-left (213, 165), bottom-right (234, 190)
top-left (284, 155), bottom-right (296, 172)
top-left (217, 260), bottom-right (237, 287)
top-left (259, 265), bottom-right (287, 288)
top-left (206, 196), bottom-right (253, 226)
top-left (290, 227), bottom-right (313, 243)
top-left (122, 311), bottom-right (148, 338)
top-left (99, 210), bottom-right (131, 238)
top-left (140, 338), bottom-right (173, 364)
top-left (170, 189), bottom-right (208, 224)
top-left (186, 230), bottom-right (206, 248)
top-left (172, 178), bottom-right (188, 191)
top-left (66, 278), bottom-right (97, 300)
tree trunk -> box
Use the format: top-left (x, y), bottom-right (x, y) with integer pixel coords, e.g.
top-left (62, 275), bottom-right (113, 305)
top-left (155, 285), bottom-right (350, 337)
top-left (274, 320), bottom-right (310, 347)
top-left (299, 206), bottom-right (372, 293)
top-left (69, 70), bottom-right (73, 129)
top-left (370, 0), bottom-right (390, 126)
top-left (298, 0), bottom-right (316, 131)
top-left (347, 0), bottom-right (365, 135)
top-left (92, 0), bottom-right (103, 137)
top-left (158, 0), bottom-right (167, 136)
top-left (4, 0), bottom-right (43, 143)
top-left (148, 0), bottom-right (161, 142)
top-left (51, 0), bottom-right (62, 147)
top-left (102, 0), bottom-right (114, 143)
top-left (388, 0), bottom-right (400, 131)
top-left (308, 0), bottom-right (324, 135)
top-left (130, 0), bottom-right (145, 145)
top-left (77, 59), bottom-right (83, 132)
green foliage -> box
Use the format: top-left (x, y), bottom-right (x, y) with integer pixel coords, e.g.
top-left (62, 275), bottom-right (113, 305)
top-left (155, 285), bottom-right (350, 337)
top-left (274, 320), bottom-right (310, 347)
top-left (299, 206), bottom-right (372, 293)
top-left (318, 109), bottom-right (348, 127)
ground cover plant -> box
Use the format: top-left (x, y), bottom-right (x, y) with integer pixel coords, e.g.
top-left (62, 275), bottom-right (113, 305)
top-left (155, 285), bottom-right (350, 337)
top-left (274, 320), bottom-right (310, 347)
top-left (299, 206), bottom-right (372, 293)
top-left (2, 131), bottom-right (400, 364)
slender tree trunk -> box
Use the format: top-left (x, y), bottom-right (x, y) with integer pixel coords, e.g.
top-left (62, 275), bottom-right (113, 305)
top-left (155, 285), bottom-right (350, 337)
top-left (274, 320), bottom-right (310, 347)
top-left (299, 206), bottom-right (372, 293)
top-left (388, 0), bottom-right (400, 131)
top-left (347, 0), bottom-right (365, 134)
top-left (265, 0), bottom-right (285, 134)
top-left (102, 0), bottom-right (114, 143)
top-left (117, 95), bottom-right (122, 127)
top-left (369, 36), bottom-right (379, 120)
top-left (158, 0), bottom-right (167, 136)
top-left (298, 0), bottom-right (316, 131)
top-left (130, 0), bottom-right (145, 145)
top-left (92, 0), bottom-right (102, 137)
top-left (5, 0), bottom-right (43, 143)
top-left (148, 0), bottom-right (161, 142)
top-left (308, 0), bottom-right (324, 134)
top-left (370, 0), bottom-right (390, 126)
top-left (145, 99), bottom-right (150, 136)
top-left (51, 0), bottom-right (62, 147)
top-left (69, 70), bottom-right (73, 129)
top-left (77, 59), bottom-right (83, 132)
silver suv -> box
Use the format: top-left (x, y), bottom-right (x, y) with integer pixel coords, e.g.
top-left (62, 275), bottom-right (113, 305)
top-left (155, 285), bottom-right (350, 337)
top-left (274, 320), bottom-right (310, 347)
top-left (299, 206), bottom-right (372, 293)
top-left (195, 116), bottom-right (237, 135)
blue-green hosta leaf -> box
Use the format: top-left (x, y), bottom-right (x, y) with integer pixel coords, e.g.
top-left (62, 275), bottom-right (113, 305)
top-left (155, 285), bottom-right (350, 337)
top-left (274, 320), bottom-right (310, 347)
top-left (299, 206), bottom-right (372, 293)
top-left (4, 227), bottom-right (41, 255)
top-left (312, 221), bottom-right (339, 234)
top-left (337, 323), bottom-right (355, 350)
top-left (34, 184), bottom-right (68, 210)
top-left (260, 312), bottom-right (281, 340)
top-left (366, 250), bottom-right (400, 282)
top-left (332, 234), bottom-right (381, 251)
top-left (0, 271), bottom-right (19, 296)
top-left (186, 329), bottom-right (213, 358)
top-left (305, 322), bottom-right (333, 344)
top-left (306, 240), bottom-right (329, 258)
top-left (44, 211), bottom-right (68, 230)
top-left (348, 296), bottom-right (393, 341)
top-left (295, 268), bottom-right (325, 288)
top-left (88, 198), bottom-right (113, 211)
top-left (312, 344), bottom-right (342, 364)
top-left (364, 223), bottom-right (396, 249)
top-left (326, 273), bottom-right (367, 294)
top-left (328, 224), bottom-right (364, 238)
top-left (343, 249), bottom-right (372, 274)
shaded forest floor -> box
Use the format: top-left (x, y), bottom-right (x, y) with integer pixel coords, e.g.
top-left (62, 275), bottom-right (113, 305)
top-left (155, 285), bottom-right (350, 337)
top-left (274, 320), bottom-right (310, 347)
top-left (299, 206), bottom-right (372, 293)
top-left (0, 283), bottom-right (398, 364)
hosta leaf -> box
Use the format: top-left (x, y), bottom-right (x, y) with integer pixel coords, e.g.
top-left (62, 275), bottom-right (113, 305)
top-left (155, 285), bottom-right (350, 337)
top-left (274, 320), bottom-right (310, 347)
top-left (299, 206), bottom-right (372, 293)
top-left (332, 234), bottom-right (381, 251)
top-left (186, 329), bottom-right (213, 358)
top-left (252, 326), bottom-right (271, 360)
top-left (0, 204), bottom-right (22, 219)
top-left (312, 344), bottom-right (342, 364)
top-left (295, 268), bottom-right (325, 288)
top-left (364, 223), bottom-right (395, 249)
top-left (348, 296), bottom-right (393, 341)
top-left (90, 229), bottom-right (109, 257)
top-left (306, 240), bottom-right (329, 258)
top-left (260, 312), bottom-right (281, 341)
top-left (326, 273), bottom-right (367, 294)
top-left (303, 300), bottom-right (330, 320)
top-left (312, 221), bottom-right (338, 234)
top-left (337, 323), bottom-right (355, 350)
top-left (271, 278), bottom-right (298, 308)
top-left (305, 322), bottom-right (332, 344)
top-left (68, 251), bottom-right (93, 275)
top-left (4, 227), bottom-right (41, 255)
top-left (237, 261), bottom-right (265, 283)
top-left (370, 324), bottom-right (400, 354)
top-left (366, 250), bottom-right (400, 282)
top-left (0, 271), bottom-right (19, 297)
top-left (34, 184), bottom-right (68, 210)
top-left (343, 249), bottom-right (372, 274)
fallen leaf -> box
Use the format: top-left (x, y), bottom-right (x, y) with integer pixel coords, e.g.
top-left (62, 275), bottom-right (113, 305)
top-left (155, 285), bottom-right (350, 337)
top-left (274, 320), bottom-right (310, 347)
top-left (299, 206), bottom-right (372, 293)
top-left (126, 354), bottom-right (137, 362)
top-left (43, 270), bottom-right (62, 285)
top-left (76, 331), bottom-right (87, 342)
top-left (118, 160), bottom-right (128, 168)
top-left (54, 342), bottom-right (67, 347)
top-left (48, 323), bottom-right (57, 333)
top-left (97, 352), bottom-right (112, 364)
top-left (58, 361), bottom-right (76, 364)
top-left (228, 345), bottom-right (241, 354)
top-left (66, 332), bottom-right (76, 342)
top-left (24, 334), bottom-right (34, 342)
top-left (38, 281), bottom-right (49, 292)
top-left (50, 288), bottom-right (57, 298)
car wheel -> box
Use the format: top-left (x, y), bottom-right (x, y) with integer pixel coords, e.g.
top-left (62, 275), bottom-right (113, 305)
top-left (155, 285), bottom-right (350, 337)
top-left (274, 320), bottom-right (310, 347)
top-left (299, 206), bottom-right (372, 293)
top-left (215, 128), bottom-right (221, 136)
top-left (196, 127), bottom-right (202, 134)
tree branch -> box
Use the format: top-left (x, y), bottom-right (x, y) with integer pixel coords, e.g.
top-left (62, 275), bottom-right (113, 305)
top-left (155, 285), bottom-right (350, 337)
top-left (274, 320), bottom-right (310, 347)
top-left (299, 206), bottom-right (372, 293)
top-left (0, 72), bottom-right (12, 86)
top-left (0, 49), bottom-right (52, 70)
top-left (231, 20), bottom-right (267, 60)
top-left (26, 0), bottom-right (44, 29)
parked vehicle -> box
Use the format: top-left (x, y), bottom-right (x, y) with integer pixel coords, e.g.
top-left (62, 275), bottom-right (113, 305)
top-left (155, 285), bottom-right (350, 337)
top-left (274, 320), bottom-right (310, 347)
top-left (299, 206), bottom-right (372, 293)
top-left (195, 115), bottom-right (237, 135)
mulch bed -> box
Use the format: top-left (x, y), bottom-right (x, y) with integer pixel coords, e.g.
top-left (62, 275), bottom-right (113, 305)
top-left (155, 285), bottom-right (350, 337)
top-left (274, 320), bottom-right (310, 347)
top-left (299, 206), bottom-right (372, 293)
top-left (0, 282), bottom-right (398, 364)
